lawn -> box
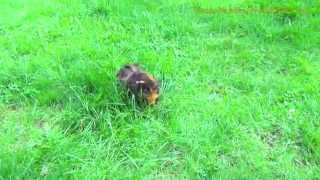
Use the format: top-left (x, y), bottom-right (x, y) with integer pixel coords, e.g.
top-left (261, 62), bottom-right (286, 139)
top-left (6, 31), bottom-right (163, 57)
top-left (0, 0), bottom-right (319, 178)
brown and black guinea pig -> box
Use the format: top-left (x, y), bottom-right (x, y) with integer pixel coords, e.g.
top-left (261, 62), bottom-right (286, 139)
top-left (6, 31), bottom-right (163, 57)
top-left (117, 64), bottom-right (159, 105)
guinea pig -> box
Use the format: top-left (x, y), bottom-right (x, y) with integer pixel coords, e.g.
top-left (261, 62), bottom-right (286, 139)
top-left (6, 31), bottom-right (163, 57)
top-left (117, 64), bottom-right (159, 105)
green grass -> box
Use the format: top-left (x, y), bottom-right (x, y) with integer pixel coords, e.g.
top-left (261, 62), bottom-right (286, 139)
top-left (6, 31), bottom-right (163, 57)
top-left (0, 0), bottom-right (320, 178)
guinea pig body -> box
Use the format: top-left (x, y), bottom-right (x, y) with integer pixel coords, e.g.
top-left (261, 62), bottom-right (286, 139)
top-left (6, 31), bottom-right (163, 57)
top-left (117, 64), bottom-right (159, 104)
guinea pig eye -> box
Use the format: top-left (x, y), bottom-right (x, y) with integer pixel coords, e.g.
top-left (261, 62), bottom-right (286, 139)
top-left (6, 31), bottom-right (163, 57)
top-left (143, 88), bottom-right (149, 93)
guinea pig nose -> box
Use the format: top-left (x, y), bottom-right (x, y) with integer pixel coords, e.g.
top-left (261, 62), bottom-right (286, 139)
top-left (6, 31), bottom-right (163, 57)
top-left (149, 101), bottom-right (156, 105)
top-left (147, 97), bottom-right (156, 104)
top-left (147, 95), bottom-right (157, 105)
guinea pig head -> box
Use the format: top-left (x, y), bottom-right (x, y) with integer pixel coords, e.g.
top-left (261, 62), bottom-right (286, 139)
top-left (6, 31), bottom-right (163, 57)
top-left (131, 73), bottom-right (159, 105)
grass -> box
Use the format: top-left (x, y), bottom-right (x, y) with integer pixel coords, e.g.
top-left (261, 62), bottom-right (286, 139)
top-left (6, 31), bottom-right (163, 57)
top-left (0, 0), bottom-right (319, 178)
